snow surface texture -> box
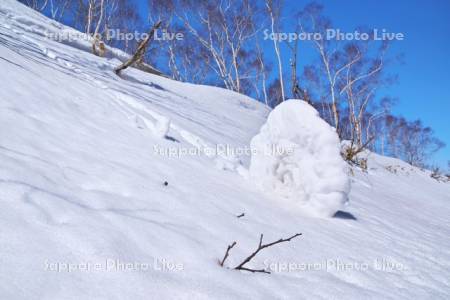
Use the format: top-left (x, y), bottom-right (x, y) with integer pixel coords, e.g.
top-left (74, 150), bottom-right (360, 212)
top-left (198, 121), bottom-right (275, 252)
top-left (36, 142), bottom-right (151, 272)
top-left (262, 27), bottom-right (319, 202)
top-left (1, 1), bottom-right (450, 299)
top-left (250, 100), bottom-right (350, 217)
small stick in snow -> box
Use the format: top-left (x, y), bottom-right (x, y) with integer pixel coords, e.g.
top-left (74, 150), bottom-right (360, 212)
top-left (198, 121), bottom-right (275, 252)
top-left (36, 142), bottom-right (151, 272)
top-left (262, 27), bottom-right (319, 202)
top-left (236, 213), bottom-right (245, 218)
top-left (219, 241), bottom-right (237, 267)
top-left (234, 233), bottom-right (302, 274)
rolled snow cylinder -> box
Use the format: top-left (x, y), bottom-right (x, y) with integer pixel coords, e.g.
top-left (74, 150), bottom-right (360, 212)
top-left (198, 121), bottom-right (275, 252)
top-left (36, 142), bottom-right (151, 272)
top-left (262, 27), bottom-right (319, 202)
top-left (249, 99), bottom-right (350, 218)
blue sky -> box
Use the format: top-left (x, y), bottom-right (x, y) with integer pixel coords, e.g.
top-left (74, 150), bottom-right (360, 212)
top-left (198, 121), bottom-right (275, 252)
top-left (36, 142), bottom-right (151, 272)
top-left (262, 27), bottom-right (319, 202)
top-left (271, 0), bottom-right (449, 168)
top-left (299, 0), bottom-right (450, 168)
top-left (137, 0), bottom-right (450, 168)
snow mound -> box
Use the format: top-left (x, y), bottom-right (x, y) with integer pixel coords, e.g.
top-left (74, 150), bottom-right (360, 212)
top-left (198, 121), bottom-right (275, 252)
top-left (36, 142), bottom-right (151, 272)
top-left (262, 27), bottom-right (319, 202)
top-left (249, 100), bottom-right (350, 217)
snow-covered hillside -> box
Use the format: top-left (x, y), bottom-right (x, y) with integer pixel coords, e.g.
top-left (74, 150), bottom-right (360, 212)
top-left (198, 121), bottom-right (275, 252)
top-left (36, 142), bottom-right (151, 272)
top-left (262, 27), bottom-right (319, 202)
top-left (1, 1), bottom-right (449, 299)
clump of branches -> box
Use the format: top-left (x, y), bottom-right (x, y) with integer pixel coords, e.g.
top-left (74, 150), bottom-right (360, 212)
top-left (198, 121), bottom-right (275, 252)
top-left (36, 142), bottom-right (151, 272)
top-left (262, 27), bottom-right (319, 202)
top-left (219, 233), bottom-right (302, 274)
top-left (342, 137), bottom-right (374, 170)
top-left (430, 167), bottom-right (442, 181)
top-left (381, 116), bottom-right (445, 168)
top-left (430, 166), bottom-right (450, 183)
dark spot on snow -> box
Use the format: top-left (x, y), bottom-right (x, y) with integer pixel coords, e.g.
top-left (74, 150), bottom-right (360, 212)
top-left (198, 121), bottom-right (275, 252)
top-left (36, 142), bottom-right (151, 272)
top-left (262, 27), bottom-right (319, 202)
top-left (239, 101), bottom-right (254, 110)
top-left (147, 82), bottom-right (165, 90)
top-left (164, 181), bottom-right (168, 186)
top-left (333, 211), bottom-right (357, 220)
top-left (165, 135), bottom-right (180, 143)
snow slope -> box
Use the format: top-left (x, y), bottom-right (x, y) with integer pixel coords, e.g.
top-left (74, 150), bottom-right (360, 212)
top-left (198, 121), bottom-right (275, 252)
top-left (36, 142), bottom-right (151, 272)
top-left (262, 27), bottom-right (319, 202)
top-left (1, 1), bottom-right (450, 299)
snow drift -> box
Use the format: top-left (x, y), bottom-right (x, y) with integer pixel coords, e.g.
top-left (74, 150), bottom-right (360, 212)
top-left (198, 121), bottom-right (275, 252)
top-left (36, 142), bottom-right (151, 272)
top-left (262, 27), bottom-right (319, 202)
top-left (249, 100), bottom-right (350, 217)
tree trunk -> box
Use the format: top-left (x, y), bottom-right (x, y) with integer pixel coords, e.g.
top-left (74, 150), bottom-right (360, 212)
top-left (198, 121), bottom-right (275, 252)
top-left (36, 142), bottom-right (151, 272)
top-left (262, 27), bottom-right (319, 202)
top-left (114, 21), bottom-right (162, 75)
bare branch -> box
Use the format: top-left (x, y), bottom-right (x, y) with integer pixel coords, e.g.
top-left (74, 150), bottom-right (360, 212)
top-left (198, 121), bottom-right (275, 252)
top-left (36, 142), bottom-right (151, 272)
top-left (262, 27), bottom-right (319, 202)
top-left (234, 233), bottom-right (302, 273)
top-left (219, 241), bottom-right (236, 267)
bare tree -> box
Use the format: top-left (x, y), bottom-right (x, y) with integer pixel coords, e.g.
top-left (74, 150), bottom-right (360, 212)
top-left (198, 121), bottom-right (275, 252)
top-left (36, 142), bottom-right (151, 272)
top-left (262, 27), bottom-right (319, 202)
top-left (380, 115), bottom-right (444, 167)
top-left (18, 0), bottom-right (50, 11)
top-left (400, 120), bottom-right (445, 167)
top-left (255, 39), bottom-right (270, 105)
top-left (91, 0), bottom-right (105, 56)
top-left (340, 40), bottom-right (388, 148)
top-left (173, 0), bottom-right (259, 94)
top-left (265, 0), bottom-right (285, 101)
top-left (287, 26), bottom-right (299, 99)
top-left (299, 3), bottom-right (365, 133)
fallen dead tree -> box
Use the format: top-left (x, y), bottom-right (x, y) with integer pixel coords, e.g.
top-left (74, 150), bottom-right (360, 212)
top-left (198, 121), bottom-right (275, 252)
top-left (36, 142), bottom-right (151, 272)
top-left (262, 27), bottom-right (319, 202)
top-left (114, 21), bottom-right (163, 76)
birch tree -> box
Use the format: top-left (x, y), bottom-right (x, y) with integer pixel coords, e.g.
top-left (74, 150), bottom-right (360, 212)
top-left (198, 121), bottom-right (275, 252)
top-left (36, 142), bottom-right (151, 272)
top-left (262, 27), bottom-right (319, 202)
top-left (265, 0), bottom-right (285, 101)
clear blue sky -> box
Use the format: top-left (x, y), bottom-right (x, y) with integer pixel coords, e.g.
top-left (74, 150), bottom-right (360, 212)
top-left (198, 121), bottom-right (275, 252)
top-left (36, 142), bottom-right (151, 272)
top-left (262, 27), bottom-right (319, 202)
top-left (136, 0), bottom-right (449, 168)
top-left (306, 0), bottom-right (450, 168)
top-left (276, 0), bottom-right (450, 168)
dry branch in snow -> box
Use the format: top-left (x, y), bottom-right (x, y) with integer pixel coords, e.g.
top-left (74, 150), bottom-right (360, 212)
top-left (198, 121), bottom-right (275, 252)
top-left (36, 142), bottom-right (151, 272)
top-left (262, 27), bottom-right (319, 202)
top-left (220, 233), bottom-right (302, 274)
top-left (219, 241), bottom-right (237, 267)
